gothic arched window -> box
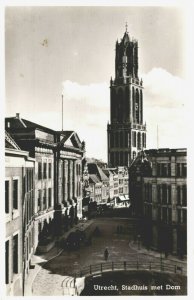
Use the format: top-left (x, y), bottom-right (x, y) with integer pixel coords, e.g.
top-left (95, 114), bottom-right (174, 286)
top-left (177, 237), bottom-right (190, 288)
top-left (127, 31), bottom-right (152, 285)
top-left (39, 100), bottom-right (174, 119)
top-left (137, 132), bottom-right (141, 150)
top-left (140, 90), bottom-right (143, 124)
top-left (136, 89), bottom-right (140, 123)
top-left (118, 88), bottom-right (123, 122)
top-left (132, 87), bottom-right (135, 122)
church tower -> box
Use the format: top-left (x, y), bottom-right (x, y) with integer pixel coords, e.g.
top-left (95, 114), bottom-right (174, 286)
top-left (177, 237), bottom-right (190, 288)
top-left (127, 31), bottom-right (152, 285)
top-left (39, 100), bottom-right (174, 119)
top-left (107, 26), bottom-right (146, 167)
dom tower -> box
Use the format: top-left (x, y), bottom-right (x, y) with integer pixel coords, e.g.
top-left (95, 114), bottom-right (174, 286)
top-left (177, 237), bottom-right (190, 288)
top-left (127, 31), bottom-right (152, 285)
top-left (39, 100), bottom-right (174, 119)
top-left (107, 27), bottom-right (146, 167)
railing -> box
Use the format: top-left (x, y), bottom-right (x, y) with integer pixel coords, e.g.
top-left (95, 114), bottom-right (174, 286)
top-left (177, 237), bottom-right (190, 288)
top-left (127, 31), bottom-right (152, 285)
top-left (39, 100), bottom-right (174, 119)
top-left (74, 260), bottom-right (185, 279)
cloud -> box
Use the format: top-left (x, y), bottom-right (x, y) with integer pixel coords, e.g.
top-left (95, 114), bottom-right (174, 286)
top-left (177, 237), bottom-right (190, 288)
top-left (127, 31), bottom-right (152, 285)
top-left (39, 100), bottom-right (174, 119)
top-left (13, 69), bottom-right (188, 161)
top-left (62, 81), bottom-right (110, 160)
top-left (143, 68), bottom-right (188, 108)
top-left (142, 68), bottom-right (188, 149)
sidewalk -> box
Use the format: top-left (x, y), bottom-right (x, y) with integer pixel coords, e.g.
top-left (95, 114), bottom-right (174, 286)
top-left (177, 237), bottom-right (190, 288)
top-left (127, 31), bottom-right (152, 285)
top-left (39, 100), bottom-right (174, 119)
top-left (24, 219), bottom-right (94, 296)
top-left (128, 241), bottom-right (187, 274)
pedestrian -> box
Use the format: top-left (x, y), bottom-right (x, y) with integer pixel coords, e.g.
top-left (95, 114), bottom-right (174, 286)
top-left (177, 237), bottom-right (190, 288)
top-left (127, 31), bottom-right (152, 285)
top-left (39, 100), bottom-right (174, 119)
top-left (104, 248), bottom-right (109, 261)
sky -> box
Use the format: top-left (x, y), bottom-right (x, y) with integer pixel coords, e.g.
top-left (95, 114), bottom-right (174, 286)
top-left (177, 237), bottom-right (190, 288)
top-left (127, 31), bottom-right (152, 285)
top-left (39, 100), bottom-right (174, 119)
top-left (5, 5), bottom-right (189, 161)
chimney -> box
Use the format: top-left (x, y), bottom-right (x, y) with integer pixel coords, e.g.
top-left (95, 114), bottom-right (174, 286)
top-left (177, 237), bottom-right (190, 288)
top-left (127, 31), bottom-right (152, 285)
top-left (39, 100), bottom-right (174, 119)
top-left (16, 113), bottom-right (20, 119)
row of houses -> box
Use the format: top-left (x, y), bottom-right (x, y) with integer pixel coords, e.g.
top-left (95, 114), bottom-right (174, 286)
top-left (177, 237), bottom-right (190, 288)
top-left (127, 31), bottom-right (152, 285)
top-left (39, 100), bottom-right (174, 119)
top-left (82, 160), bottom-right (129, 216)
top-left (5, 114), bottom-right (85, 295)
top-left (129, 148), bottom-right (187, 257)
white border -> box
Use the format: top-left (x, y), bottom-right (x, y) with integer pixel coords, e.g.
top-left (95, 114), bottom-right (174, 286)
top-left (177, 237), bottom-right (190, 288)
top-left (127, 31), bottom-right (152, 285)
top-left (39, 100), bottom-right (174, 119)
top-left (1, 1), bottom-right (194, 299)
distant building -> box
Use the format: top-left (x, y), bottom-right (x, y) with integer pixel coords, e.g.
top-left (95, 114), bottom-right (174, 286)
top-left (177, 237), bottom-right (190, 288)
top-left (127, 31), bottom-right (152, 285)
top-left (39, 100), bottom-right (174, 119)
top-left (107, 28), bottom-right (146, 167)
top-left (102, 168), bottom-right (115, 200)
top-left (87, 162), bottom-right (109, 204)
top-left (5, 131), bottom-right (35, 296)
top-left (89, 174), bottom-right (102, 204)
top-left (118, 166), bottom-right (129, 196)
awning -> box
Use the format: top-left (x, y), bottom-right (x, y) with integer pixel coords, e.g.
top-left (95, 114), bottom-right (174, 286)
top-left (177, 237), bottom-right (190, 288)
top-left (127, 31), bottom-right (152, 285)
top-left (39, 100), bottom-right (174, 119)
top-left (119, 195), bottom-right (129, 201)
top-left (119, 195), bottom-right (126, 201)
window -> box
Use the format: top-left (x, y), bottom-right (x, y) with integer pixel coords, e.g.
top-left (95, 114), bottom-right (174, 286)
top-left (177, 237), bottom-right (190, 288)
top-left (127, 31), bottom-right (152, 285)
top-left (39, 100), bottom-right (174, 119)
top-left (119, 187), bottom-right (123, 193)
top-left (157, 185), bottom-right (161, 204)
top-left (177, 209), bottom-right (181, 223)
top-left (38, 190), bottom-right (41, 211)
top-left (177, 186), bottom-right (181, 205)
top-left (162, 184), bottom-right (167, 205)
top-left (13, 180), bottom-right (18, 209)
top-left (48, 163), bottom-right (52, 178)
top-left (48, 188), bottom-right (52, 207)
top-left (157, 163), bottom-right (171, 177)
top-left (168, 208), bottom-right (172, 224)
top-left (176, 163), bottom-right (181, 177)
top-left (5, 241), bottom-right (9, 284)
top-left (43, 189), bottom-right (46, 210)
top-left (38, 162), bottom-right (42, 180)
top-left (133, 131), bottom-right (136, 147)
top-left (182, 163), bottom-right (187, 177)
top-left (43, 163), bottom-right (47, 179)
top-left (168, 185), bottom-right (171, 204)
top-left (183, 209), bottom-right (187, 223)
top-left (13, 234), bottom-right (18, 274)
top-left (137, 132), bottom-right (141, 150)
top-left (5, 181), bottom-right (9, 214)
top-left (182, 185), bottom-right (187, 206)
top-left (177, 163), bottom-right (187, 177)
top-left (162, 207), bottom-right (167, 223)
top-left (119, 179), bottom-right (123, 184)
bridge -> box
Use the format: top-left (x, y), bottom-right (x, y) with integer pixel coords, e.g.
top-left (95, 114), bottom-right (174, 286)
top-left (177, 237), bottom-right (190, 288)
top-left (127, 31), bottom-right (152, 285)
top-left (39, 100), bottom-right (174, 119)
top-left (61, 259), bottom-right (185, 295)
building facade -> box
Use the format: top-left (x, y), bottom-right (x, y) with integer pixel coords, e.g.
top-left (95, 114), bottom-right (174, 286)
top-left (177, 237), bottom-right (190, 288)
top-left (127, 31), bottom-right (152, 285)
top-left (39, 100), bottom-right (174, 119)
top-left (118, 166), bottom-right (129, 196)
top-left (5, 131), bottom-right (35, 296)
top-left (5, 114), bottom-right (84, 250)
top-left (142, 148), bottom-right (187, 256)
top-left (129, 148), bottom-right (187, 256)
top-left (54, 131), bottom-right (84, 232)
top-left (5, 115), bottom-right (56, 250)
top-left (107, 28), bottom-right (146, 167)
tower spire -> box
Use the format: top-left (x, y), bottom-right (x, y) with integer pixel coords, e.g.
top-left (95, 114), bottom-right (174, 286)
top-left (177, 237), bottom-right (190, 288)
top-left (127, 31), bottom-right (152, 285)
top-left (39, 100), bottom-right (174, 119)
top-left (125, 22), bottom-right (128, 33)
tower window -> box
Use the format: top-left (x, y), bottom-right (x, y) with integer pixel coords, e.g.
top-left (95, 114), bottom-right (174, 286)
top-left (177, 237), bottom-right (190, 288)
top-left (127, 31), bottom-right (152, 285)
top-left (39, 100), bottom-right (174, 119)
top-left (133, 131), bottom-right (136, 147)
top-left (137, 132), bottom-right (141, 150)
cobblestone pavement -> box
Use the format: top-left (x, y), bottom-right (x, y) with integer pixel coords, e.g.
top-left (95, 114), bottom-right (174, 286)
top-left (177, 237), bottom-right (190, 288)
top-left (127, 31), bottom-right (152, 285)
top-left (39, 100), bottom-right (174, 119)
top-left (32, 218), bottom-right (186, 296)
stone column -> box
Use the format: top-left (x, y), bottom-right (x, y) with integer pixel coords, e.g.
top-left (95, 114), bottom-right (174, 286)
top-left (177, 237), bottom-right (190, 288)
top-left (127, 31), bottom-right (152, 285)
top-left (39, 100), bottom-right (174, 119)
top-left (58, 159), bottom-right (62, 205)
top-left (74, 162), bottom-right (77, 198)
top-left (69, 160), bottom-right (73, 200)
top-left (171, 184), bottom-right (177, 223)
top-left (172, 227), bottom-right (178, 254)
top-left (152, 184), bottom-right (157, 221)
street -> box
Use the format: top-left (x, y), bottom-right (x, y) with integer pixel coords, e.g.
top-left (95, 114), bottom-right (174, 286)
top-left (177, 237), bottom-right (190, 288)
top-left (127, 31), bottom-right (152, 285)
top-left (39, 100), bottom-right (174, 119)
top-left (32, 217), bottom-right (186, 296)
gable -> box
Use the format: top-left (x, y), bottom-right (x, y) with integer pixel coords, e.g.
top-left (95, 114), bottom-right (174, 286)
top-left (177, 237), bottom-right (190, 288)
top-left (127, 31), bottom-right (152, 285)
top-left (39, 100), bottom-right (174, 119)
top-left (5, 131), bottom-right (21, 150)
top-left (61, 132), bottom-right (82, 149)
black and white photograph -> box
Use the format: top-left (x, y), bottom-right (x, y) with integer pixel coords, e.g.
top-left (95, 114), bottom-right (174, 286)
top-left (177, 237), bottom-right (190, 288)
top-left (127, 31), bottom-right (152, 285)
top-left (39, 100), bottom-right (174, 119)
top-left (3, 1), bottom-right (192, 297)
